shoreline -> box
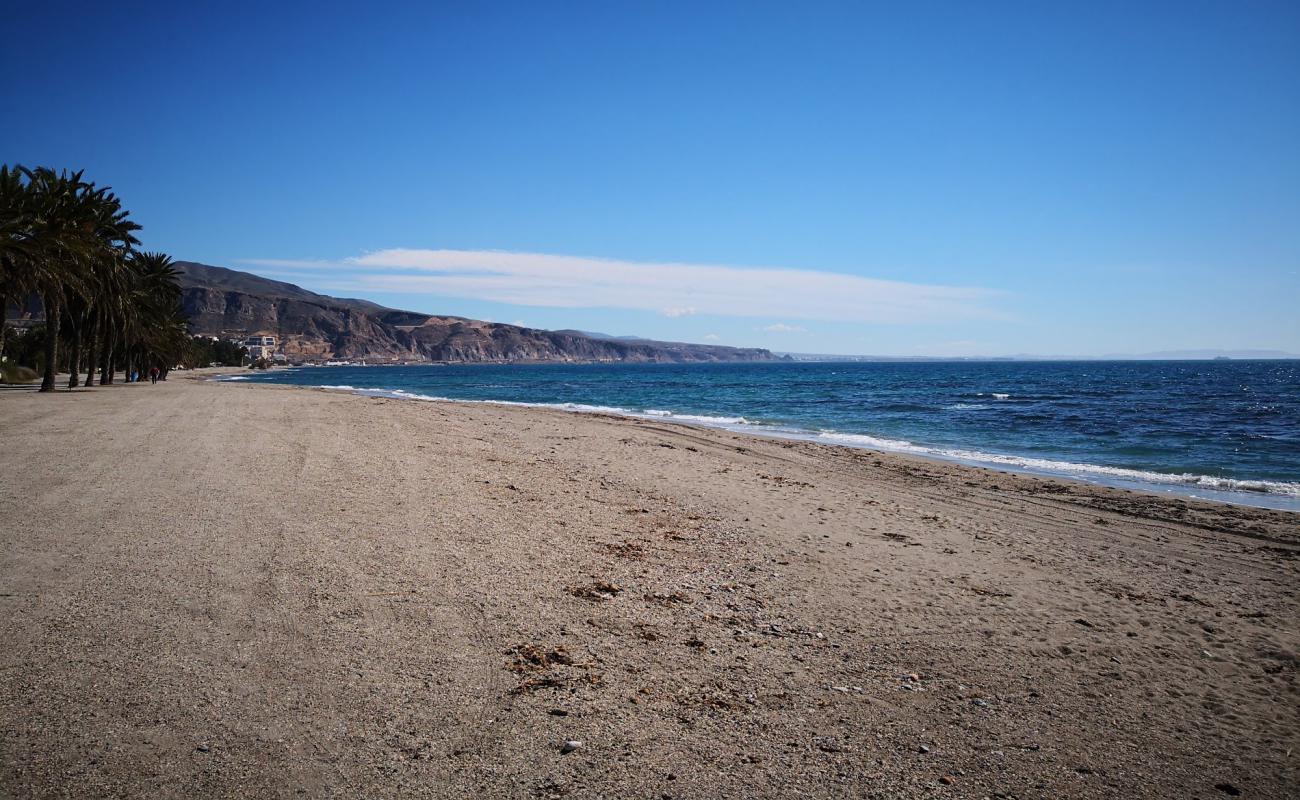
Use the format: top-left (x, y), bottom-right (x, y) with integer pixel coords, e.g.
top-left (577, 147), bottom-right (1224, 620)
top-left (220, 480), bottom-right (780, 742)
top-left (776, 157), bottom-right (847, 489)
top-left (3, 377), bottom-right (1296, 798)
top-left (261, 379), bottom-right (1300, 534)
top-left (219, 373), bottom-right (1300, 512)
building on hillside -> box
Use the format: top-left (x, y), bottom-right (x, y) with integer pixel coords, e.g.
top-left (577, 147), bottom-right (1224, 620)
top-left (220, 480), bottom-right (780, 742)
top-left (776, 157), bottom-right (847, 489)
top-left (243, 335), bottom-right (277, 362)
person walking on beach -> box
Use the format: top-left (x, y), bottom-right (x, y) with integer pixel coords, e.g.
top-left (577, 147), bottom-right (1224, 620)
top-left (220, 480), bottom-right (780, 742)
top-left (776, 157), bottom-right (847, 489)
top-left (149, 366), bottom-right (159, 385)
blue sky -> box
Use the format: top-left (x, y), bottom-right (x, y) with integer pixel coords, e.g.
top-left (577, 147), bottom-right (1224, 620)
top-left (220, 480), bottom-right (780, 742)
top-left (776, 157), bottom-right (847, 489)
top-left (4, 0), bottom-right (1298, 356)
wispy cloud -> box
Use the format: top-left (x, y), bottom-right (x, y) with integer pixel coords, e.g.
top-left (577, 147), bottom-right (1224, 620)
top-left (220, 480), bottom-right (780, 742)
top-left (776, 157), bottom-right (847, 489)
top-left (245, 249), bottom-right (1005, 324)
top-left (702, 333), bottom-right (720, 341)
top-left (762, 323), bottom-right (807, 333)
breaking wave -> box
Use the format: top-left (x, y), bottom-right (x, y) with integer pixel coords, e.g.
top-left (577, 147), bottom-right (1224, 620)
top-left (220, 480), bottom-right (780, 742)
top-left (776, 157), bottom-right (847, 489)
top-left (813, 432), bottom-right (1300, 498)
top-left (642, 409), bottom-right (755, 425)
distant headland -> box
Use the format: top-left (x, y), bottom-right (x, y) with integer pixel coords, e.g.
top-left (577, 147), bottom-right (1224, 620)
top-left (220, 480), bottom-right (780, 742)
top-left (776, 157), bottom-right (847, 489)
top-left (178, 261), bottom-right (785, 365)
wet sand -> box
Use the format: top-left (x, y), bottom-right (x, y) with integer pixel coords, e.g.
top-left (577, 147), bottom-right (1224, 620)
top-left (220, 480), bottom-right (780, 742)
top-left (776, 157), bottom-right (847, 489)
top-left (1, 374), bottom-right (1296, 798)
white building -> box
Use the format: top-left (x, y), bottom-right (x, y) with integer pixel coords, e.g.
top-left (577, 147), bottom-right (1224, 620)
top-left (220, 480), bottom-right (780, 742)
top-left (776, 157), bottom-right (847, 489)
top-left (243, 335), bottom-right (277, 362)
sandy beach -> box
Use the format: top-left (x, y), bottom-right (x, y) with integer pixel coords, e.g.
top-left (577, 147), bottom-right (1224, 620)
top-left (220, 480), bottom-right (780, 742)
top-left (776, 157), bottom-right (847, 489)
top-left (1, 374), bottom-right (1296, 799)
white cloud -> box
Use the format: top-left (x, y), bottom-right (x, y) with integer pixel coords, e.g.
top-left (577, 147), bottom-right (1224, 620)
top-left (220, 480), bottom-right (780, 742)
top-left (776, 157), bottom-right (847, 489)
top-left (248, 249), bottom-right (1005, 324)
top-left (763, 323), bottom-right (807, 333)
top-left (703, 333), bottom-right (720, 341)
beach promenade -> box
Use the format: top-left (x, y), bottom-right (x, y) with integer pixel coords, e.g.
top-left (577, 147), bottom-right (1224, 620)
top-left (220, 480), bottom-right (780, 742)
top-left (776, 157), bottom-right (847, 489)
top-left (1, 375), bottom-right (1296, 798)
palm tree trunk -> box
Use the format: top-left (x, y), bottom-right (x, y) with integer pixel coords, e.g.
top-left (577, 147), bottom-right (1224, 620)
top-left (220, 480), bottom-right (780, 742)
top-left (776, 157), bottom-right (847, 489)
top-left (67, 316), bottom-right (82, 389)
top-left (39, 292), bottom-right (60, 392)
top-left (0, 290), bottom-right (9, 359)
top-left (83, 310), bottom-right (97, 387)
top-left (101, 336), bottom-right (113, 385)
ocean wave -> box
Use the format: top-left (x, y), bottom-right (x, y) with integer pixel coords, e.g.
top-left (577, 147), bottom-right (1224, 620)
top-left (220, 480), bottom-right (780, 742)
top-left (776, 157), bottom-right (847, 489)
top-left (545, 402), bottom-right (638, 415)
top-left (310, 384), bottom-right (764, 426)
top-left (642, 409), bottom-right (754, 425)
top-left (815, 431), bottom-right (1300, 498)
top-left (390, 389), bottom-right (454, 402)
top-left (314, 385), bottom-right (632, 415)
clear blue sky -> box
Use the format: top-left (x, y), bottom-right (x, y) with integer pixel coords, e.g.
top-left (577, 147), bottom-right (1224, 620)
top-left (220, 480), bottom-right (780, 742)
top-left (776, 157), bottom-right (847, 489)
top-left (4, 0), bottom-right (1298, 356)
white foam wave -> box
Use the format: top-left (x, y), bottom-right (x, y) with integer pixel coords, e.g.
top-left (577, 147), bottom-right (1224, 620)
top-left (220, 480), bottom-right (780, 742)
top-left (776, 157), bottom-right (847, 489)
top-left (390, 389), bottom-right (454, 402)
top-left (815, 431), bottom-right (1300, 498)
top-left (315, 385), bottom-right (631, 415)
top-left (545, 402), bottom-right (637, 414)
top-left (641, 409), bottom-right (753, 425)
top-left (309, 383), bottom-right (765, 426)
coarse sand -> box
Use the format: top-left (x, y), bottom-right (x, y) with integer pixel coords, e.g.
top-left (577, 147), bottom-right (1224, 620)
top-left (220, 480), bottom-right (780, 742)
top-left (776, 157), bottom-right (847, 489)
top-left (1, 374), bottom-right (1296, 798)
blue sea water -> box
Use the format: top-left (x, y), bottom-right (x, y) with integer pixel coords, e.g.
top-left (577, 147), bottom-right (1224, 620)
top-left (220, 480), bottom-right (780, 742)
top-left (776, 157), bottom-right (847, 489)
top-left (226, 360), bottom-right (1300, 511)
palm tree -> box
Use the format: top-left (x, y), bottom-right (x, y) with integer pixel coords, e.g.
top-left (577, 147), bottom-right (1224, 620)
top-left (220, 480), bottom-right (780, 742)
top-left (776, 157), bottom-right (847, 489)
top-left (68, 189), bottom-right (139, 388)
top-left (0, 165), bottom-right (31, 360)
top-left (10, 168), bottom-right (101, 391)
top-left (1, 164), bottom-right (173, 391)
top-left (93, 250), bottom-right (135, 385)
top-left (115, 251), bottom-right (181, 379)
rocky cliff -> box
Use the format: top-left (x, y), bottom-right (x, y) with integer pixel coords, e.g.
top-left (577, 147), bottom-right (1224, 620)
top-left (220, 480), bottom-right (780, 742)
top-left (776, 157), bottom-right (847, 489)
top-left (177, 262), bottom-right (782, 363)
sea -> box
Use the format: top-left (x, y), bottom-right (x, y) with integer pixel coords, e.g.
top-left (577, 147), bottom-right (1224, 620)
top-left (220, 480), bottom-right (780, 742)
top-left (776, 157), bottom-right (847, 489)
top-left (223, 360), bottom-right (1300, 511)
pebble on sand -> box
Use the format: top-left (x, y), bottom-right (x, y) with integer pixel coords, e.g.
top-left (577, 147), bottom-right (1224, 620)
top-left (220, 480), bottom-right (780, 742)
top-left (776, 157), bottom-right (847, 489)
top-left (561, 740), bottom-right (582, 754)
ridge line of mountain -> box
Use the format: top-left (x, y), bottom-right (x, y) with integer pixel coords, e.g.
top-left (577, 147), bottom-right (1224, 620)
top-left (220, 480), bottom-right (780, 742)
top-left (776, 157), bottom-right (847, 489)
top-left (176, 261), bottom-right (783, 364)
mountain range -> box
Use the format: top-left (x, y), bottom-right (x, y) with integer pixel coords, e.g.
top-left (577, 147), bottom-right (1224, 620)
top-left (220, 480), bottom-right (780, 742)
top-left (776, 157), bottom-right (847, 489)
top-left (176, 262), bottom-right (781, 364)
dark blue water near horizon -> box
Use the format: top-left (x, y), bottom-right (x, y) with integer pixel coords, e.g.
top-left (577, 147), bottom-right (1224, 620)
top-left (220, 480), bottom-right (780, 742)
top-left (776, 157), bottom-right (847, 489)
top-left (226, 360), bottom-right (1300, 510)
